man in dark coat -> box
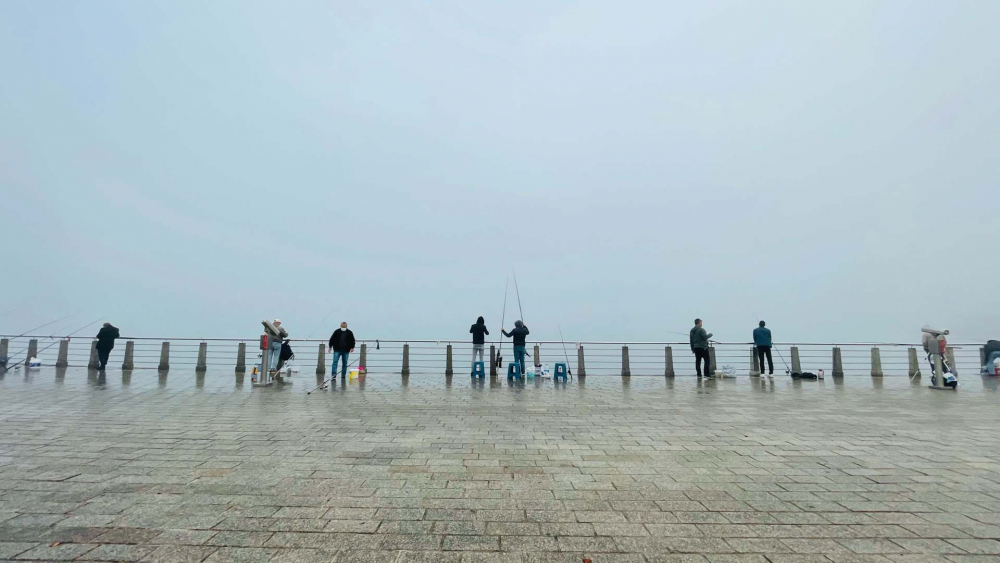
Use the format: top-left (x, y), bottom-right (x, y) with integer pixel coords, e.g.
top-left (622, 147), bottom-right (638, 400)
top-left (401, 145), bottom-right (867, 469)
top-left (95, 323), bottom-right (120, 370)
top-left (328, 322), bottom-right (356, 378)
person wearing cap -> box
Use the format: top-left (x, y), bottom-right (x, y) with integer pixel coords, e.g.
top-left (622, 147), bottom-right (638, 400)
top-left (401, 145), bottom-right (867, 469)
top-left (265, 319), bottom-right (288, 372)
top-left (328, 322), bottom-right (356, 378)
top-left (501, 320), bottom-right (530, 376)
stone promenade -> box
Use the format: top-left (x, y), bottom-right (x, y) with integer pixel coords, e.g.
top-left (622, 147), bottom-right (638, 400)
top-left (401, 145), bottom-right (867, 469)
top-left (1, 369), bottom-right (999, 563)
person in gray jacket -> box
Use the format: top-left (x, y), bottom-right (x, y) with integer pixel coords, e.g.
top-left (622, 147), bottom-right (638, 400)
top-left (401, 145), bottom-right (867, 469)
top-left (689, 319), bottom-right (713, 378)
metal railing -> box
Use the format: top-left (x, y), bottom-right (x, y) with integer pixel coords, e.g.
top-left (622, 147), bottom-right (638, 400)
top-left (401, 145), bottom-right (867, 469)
top-left (0, 334), bottom-right (989, 377)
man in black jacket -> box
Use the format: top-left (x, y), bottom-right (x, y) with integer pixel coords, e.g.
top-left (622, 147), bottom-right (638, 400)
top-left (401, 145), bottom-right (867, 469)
top-left (470, 316), bottom-right (489, 372)
top-left (95, 323), bottom-right (120, 370)
top-left (501, 320), bottom-right (529, 376)
top-left (328, 322), bottom-right (356, 378)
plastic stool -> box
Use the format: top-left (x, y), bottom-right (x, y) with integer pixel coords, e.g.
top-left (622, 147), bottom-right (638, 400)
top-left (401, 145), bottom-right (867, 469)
top-left (554, 363), bottom-right (568, 381)
top-left (507, 362), bottom-right (522, 380)
top-left (472, 361), bottom-right (485, 379)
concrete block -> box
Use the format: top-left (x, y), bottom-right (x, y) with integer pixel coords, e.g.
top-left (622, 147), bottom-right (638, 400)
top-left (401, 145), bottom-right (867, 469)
top-left (791, 346), bottom-right (802, 373)
top-left (196, 342), bottom-right (207, 372)
top-left (445, 344), bottom-right (454, 376)
top-left (315, 343), bottom-right (325, 375)
top-left (870, 347), bottom-right (883, 377)
top-left (533, 345), bottom-right (541, 368)
top-left (158, 342), bottom-right (170, 371)
top-left (832, 347), bottom-right (844, 377)
top-left (908, 347), bottom-right (920, 378)
top-left (621, 346), bottom-right (631, 377)
top-left (56, 340), bottom-right (69, 368)
top-left (750, 346), bottom-right (760, 376)
top-left (359, 343), bottom-right (367, 374)
top-left (87, 341), bottom-right (98, 369)
top-left (946, 347), bottom-right (957, 373)
top-left (709, 347), bottom-right (717, 373)
top-left (402, 344), bottom-right (410, 377)
top-left (122, 341), bottom-right (134, 370)
top-left (577, 345), bottom-right (587, 377)
top-left (489, 345), bottom-right (497, 376)
top-left (236, 342), bottom-right (246, 373)
top-left (665, 346), bottom-right (675, 377)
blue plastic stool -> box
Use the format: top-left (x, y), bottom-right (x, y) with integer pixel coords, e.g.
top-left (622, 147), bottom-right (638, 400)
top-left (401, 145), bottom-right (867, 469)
top-left (554, 363), bottom-right (568, 381)
top-left (507, 362), bottom-right (522, 380)
top-left (472, 361), bottom-right (485, 379)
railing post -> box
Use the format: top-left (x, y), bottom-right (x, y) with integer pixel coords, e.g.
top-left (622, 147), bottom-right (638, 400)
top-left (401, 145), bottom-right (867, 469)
top-left (236, 342), bottom-right (246, 373)
top-left (401, 344), bottom-right (410, 377)
top-left (665, 346), bottom-right (674, 377)
top-left (158, 342), bottom-right (170, 371)
top-left (709, 347), bottom-right (717, 375)
top-left (946, 346), bottom-right (956, 374)
top-left (577, 345), bottom-right (586, 377)
top-left (87, 341), bottom-right (98, 369)
top-left (832, 347), bottom-right (844, 377)
top-left (315, 343), bottom-right (326, 375)
top-left (533, 345), bottom-right (540, 368)
top-left (195, 342), bottom-right (208, 372)
top-left (790, 346), bottom-right (801, 373)
top-left (870, 347), bottom-right (883, 377)
top-left (621, 346), bottom-right (631, 377)
top-left (56, 340), bottom-right (70, 368)
top-left (122, 341), bottom-right (134, 370)
top-left (359, 343), bottom-right (367, 374)
top-left (489, 345), bottom-right (497, 376)
top-left (750, 346), bottom-right (760, 376)
top-left (981, 347), bottom-right (986, 370)
top-left (0, 338), bottom-right (8, 363)
top-left (25, 338), bottom-right (38, 365)
top-left (445, 344), bottom-right (454, 376)
top-left (908, 347), bottom-right (920, 378)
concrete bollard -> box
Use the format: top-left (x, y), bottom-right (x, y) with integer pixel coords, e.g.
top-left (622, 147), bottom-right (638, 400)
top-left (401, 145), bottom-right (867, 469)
top-left (56, 340), bottom-right (69, 368)
top-left (577, 345), bottom-right (586, 377)
top-left (359, 343), bottom-right (367, 374)
top-left (832, 347), bottom-right (844, 377)
top-left (750, 346), bottom-right (760, 376)
top-left (0, 338), bottom-right (8, 363)
top-left (665, 346), bottom-right (675, 377)
top-left (908, 347), bottom-right (920, 378)
top-left (946, 347), bottom-right (956, 374)
top-left (196, 343), bottom-right (208, 372)
top-left (870, 347), bottom-right (883, 377)
top-left (489, 345), bottom-right (497, 376)
top-left (709, 347), bottom-right (717, 374)
top-left (158, 342), bottom-right (170, 371)
top-left (445, 344), bottom-right (454, 376)
top-left (122, 341), bottom-right (134, 370)
top-left (27, 339), bottom-right (39, 365)
top-left (87, 341), bottom-right (98, 369)
top-left (401, 344), bottom-right (410, 377)
top-left (315, 343), bottom-right (325, 375)
top-left (790, 346), bottom-right (802, 374)
top-left (236, 342), bottom-right (246, 373)
top-left (621, 346), bottom-right (631, 377)
top-left (533, 345), bottom-right (540, 368)
top-left (981, 347), bottom-right (986, 370)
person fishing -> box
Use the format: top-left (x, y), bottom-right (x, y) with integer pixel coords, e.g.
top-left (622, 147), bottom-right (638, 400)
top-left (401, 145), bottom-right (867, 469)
top-left (469, 316), bottom-right (489, 372)
top-left (753, 320), bottom-right (773, 378)
top-left (501, 320), bottom-right (529, 375)
top-left (94, 322), bottom-right (120, 371)
top-left (689, 318), bottom-right (714, 378)
top-left (328, 321), bottom-right (356, 378)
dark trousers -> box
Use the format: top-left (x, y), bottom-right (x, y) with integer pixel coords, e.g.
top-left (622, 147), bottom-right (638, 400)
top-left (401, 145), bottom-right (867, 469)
top-left (693, 348), bottom-right (711, 376)
top-left (97, 347), bottom-right (112, 370)
top-left (756, 345), bottom-right (773, 375)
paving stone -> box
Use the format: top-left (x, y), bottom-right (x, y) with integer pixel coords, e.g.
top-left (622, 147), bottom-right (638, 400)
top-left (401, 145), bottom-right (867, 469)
top-left (79, 544), bottom-right (156, 561)
top-left (13, 543), bottom-right (96, 561)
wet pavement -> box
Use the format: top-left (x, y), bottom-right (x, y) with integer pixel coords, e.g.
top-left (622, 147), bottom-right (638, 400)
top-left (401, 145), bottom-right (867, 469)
top-left (1, 368), bottom-right (999, 563)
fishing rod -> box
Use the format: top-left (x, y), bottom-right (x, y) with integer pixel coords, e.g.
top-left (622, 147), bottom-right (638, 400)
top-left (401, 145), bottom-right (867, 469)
top-left (8, 316), bottom-right (106, 370)
top-left (2, 314), bottom-right (77, 366)
top-left (512, 270), bottom-right (538, 368)
top-left (557, 324), bottom-right (573, 379)
top-left (305, 311), bottom-right (337, 340)
top-left (496, 276), bottom-right (509, 369)
top-left (307, 356), bottom-right (361, 394)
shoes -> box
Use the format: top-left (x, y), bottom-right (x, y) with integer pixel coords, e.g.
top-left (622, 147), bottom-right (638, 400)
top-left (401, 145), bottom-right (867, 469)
top-left (767, 373), bottom-right (774, 379)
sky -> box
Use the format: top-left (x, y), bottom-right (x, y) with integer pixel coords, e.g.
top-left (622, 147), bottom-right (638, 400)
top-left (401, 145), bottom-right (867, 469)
top-left (1, 1), bottom-right (998, 345)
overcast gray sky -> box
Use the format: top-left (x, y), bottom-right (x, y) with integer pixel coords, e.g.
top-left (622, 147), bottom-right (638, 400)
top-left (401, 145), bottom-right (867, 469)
top-left (1, 1), bottom-right (997, 344)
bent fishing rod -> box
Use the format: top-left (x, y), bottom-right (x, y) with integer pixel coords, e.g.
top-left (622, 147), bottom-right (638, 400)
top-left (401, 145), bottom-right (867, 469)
top-left (7, 316), bottom-right (106, 370)
top-left (2, 314), bottom-right (78, 366)
top-left (496, 276), bottom-right (509, 369)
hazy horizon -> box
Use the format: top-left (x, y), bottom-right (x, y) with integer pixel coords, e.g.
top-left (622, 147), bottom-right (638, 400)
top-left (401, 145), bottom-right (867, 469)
top-left (2, 1), bottom-right (998, 345)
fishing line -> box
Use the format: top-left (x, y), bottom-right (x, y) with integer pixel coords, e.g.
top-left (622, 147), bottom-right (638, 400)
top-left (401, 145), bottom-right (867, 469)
top-left (496, 276), bottom-right (509, 369)
top-left (557, 324), bottom-right (573, 379)
top-left (305, 310), bottom-right (337, 340)
top-left (2, 314), bottom-right (78, 365)
top-left (8, 316), bottom-right (106, 370)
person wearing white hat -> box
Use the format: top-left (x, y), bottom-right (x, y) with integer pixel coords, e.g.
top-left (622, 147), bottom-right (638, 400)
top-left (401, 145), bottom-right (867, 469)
top-left (264, 319), bottom-right (288, 372)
